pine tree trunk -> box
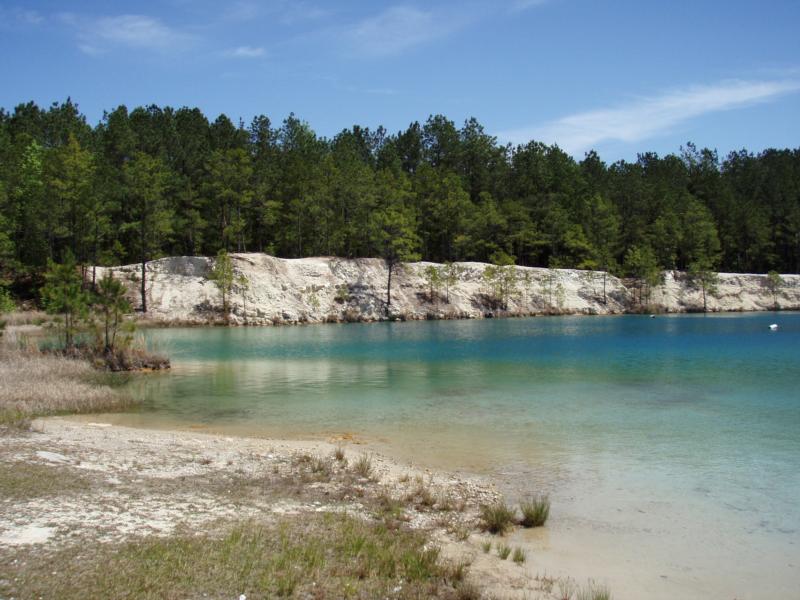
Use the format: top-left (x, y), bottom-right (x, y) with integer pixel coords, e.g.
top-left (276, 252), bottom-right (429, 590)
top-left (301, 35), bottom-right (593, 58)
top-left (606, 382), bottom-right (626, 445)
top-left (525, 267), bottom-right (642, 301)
top-left (386, 261), bottom-right (393, 316)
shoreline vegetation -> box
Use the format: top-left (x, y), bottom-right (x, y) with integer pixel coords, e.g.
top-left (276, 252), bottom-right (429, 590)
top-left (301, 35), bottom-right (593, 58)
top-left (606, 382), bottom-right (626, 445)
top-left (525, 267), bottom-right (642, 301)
top-left (0, 321), bottom-right (612, 599)
top-left (1, 410), bottom-right (609, 599)
top-left (101, 253), bottom-right (798, 328)
top-left (1, 100), bottom-right (799, 342)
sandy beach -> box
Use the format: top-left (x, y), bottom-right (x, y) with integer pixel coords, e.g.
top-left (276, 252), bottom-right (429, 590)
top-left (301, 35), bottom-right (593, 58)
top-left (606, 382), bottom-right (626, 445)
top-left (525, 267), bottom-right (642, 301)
top-left (2, 418), bottom-right (594, 599)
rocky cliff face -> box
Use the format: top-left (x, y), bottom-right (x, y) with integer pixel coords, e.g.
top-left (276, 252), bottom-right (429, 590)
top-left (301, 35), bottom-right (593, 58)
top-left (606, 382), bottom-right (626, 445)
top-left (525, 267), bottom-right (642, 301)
top-left (97, 254), bottom-right (800, 325)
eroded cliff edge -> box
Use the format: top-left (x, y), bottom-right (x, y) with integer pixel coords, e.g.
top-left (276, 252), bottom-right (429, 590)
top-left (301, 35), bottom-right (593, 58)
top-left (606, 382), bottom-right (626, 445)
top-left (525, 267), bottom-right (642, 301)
top-left (97, 254), bottom-right (800, 325)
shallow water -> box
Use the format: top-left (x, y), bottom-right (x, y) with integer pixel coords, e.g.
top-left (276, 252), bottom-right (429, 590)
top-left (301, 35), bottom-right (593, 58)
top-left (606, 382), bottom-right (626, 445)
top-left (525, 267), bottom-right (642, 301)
top-left (103, 313), bottom-right (800, 598)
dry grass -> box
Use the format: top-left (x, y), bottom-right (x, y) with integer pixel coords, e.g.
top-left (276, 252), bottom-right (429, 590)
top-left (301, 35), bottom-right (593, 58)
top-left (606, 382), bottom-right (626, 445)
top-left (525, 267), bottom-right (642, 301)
top-left (352, 453), bottom-right (375, 478)
top-left (0, 345), bottom-right (130, 428)
top-left (1, 513), bottom-right (471, 599)
top-left (0, 310), bottom-right (51, 328)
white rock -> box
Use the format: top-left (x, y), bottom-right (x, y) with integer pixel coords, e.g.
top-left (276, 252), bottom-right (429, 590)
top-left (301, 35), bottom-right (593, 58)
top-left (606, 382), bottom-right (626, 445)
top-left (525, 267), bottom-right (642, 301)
top-left (35, 450), bottom-right (69, 463)
top-left (95, 255), bottom-right (800, 323)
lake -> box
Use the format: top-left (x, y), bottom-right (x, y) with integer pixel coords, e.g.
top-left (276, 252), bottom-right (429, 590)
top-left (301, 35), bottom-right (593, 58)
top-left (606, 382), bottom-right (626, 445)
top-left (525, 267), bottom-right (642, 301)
top-left (99, 313), bottom-right (800, 599)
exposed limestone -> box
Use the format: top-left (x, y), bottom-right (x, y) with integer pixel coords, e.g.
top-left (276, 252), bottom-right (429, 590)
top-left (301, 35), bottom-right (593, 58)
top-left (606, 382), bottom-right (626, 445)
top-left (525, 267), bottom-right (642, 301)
top-left (96, 254), bottom-right (800, 325)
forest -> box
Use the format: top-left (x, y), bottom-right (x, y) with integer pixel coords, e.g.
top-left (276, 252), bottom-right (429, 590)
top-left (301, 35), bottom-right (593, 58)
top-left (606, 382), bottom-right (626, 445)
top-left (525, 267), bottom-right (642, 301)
top-left (1, 99), bottom-right (799, 301)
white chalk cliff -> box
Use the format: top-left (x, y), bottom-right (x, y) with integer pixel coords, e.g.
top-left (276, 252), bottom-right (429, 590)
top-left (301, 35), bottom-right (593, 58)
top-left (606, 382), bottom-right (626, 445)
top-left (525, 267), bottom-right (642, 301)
top-left (97, 254), bottom-right (800, 325)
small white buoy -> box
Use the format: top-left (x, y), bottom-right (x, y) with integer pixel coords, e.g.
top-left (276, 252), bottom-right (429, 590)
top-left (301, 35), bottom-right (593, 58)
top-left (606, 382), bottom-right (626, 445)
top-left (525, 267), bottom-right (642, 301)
top-left (769, 324), bottom-right (778, 331)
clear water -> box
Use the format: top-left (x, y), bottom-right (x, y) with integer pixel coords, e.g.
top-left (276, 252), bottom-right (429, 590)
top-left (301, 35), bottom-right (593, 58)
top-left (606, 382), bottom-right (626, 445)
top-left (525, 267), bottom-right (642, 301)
top-left (106, 313), bottom-right (800, 598)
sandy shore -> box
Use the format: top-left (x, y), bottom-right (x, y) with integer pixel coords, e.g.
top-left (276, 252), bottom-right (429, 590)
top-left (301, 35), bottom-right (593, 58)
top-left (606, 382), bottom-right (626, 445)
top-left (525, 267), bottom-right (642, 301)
top-left (0, 418), bottom-right (593, 599)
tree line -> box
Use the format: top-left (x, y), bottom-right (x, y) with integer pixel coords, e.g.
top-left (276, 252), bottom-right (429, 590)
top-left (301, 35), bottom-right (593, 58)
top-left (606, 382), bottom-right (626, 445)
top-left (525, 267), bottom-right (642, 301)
top-left (1, 99), bottom-right (799, 305)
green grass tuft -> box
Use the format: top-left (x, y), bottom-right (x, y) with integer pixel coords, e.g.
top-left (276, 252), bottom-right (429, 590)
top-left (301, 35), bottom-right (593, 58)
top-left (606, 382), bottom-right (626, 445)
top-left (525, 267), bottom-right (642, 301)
top-left (519, 495), bottom-right (550, 527)
top-left (2, 513), bottom-right (473, 599)
top-left (512, 547), bottom-right (526, 564)
top-left (577, 582), bottom-right (612, 600)
top-left (497, 544), bottom-right (511, 560)
top-left (480, 502), bottom-right (516, 534)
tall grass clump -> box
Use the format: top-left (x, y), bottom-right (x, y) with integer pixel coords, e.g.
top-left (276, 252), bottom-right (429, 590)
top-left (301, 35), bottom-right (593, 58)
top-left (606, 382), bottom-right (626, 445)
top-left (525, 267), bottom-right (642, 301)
top-left (519, 495), bottom-right (550, 527)
top-left (0, 345), bottom-right (131, 429)
top-left (352, 453), bottom-right (374, 478)
top-left (480, 502), bottom-right (516, 534)
top-left (332, 445), bottom-right (346, 462)
top-left (511, 547), bottom-right (526, 564)
top-left (577, 582), bottom-right (612, 600)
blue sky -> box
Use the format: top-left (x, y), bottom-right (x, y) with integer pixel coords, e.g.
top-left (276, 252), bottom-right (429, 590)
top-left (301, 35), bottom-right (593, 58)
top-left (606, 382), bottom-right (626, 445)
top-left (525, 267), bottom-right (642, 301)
top-left (1, 0), bottom-right (799, 160)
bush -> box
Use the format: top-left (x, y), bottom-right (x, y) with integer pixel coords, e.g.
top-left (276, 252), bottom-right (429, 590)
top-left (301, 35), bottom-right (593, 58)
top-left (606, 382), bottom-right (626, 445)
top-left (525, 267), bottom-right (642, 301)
top-left (352, 453), bottom-right (374, 478)
top-left (480, 502), bottom-right (516, 534)
top-left (519, 495), bottom-right (550, 527)
top-left (0, 287), bottom-right (15, 314)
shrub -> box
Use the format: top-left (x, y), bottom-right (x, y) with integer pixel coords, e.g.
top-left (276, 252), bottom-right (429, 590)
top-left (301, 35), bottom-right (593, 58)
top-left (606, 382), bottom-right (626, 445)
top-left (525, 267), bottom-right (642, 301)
top-left (352, 453), bottom-right (374, 478)
top-left (519, 495), bottom-right (550, 527)
top-left (480, 502), bottom-right (516, 534)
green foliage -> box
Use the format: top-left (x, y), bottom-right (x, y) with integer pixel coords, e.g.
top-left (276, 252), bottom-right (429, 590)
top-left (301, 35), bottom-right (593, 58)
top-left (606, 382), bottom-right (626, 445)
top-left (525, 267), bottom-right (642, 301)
top-left (0, 100), bottom-right (798, 301)
top-left (766, 270), bottom-right (785, 309)
top-left (422, 264), bottom-right (443, 303)
top-left (540, 269), bottom-right (565, 311)
top-left (441, 262), bottom-right (463, 303)
top-left (122, 152), bottom-right (172, 313)
top-left (5, 514), bottom-right (464, 600)
top-left (209, 249), bottom-right (235, 319)
top-left (482, 252), bottom-right (519, 310)
top-left (519, 495), bottom-right (550, 527)
top-left (372, 203), bottom-right (421, 314)
top-left (480, 502), bottom-right (516, 534)
top-left (334, 283), bottom-right (350, 304)
top-left (0, 287), bottom-right (14, 314)
top-left (688, 260), bottom-right (719, 312)
top-left (623, 245), bottom-right (662, 307)
top-left (94, 271), bottom-right (132, 351)
top-left (235, 272), bottom-right (250, 322)
top-left (41, 253), bottom-right (89, 348)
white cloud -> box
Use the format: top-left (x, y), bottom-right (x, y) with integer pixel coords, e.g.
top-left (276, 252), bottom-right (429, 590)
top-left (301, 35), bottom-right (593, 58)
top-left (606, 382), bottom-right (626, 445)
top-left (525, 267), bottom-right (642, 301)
top-left (0, 6), bottom-right (43, 28)
top-left (71, 14), bottom-right (193, 55)
top-left (345, 6), bottom-right (461, 58)
top-left (499, 79), bottom-right (800, 153)
top-left (224, 45), bottom-right (266, 58)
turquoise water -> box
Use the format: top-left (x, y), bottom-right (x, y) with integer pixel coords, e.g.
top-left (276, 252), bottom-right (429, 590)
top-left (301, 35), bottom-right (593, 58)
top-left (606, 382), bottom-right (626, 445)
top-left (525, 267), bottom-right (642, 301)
top-left (111, 313), bottom-right (800, 596)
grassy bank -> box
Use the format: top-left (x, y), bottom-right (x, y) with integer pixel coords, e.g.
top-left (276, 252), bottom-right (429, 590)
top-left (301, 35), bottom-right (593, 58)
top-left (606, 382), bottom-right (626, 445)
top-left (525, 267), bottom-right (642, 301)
top-left (0, 344), bottom-right (131, 429)
top-left (1, 513), bottom-right (475, 600)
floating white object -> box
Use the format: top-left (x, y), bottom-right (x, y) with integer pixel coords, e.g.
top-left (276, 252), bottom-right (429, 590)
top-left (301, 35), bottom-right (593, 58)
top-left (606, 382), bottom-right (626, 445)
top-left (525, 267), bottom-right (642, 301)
top-left (769, 324), bottom-right (779, 331)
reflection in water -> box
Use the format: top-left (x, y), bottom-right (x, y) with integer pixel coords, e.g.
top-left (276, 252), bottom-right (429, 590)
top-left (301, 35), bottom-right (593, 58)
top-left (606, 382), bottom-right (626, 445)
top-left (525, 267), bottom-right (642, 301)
top-left (118, 314), bottom-right (800, 504)
top-left (95, 314), bottom-right (800, 598)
